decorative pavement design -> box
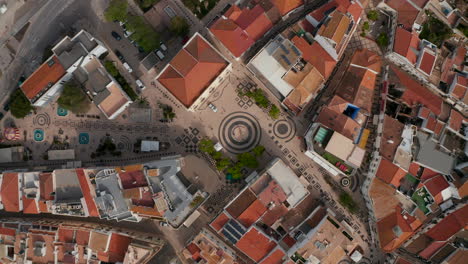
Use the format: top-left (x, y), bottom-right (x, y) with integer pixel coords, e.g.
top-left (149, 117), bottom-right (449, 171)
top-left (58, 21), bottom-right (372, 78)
top-left (218, 112), bottom-right (261, 154)
top-left (33, 113), bottom-right (51, 127)
top-left (270, 118), bottom-right (296, 142)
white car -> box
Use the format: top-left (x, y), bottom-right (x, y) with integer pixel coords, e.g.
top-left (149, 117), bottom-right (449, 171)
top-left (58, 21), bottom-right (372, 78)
top-left (123, 62), bottom-right (133, 73)
top-left (160, 42), bottom-right (167, 51)
top-left (135, 79), bottom-right (146, 90)
top-left (208, 103), bottom-right (218, 112)
top-left (155, 50), bottom-right (165, 60)
top-left (123, 30), bottom-right (133, 38)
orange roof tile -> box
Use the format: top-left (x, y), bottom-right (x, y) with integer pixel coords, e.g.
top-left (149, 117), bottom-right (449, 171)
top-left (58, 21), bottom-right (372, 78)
top-left (22, 196), bottom-right (39, 214)
top-left (419, 241), bottom-right (446, 259)
top-left (105, 233), bottom-right (132, 263)
top-left (377, 206), bottom-right (415, 252)
top-left (423, 175), bottom-right (449, 199)
top-left (351, 49), bottom-right (382, 73)
top-left (271, 0), bottom-right (304, 16)
top-left (211, 212), bottom-right (230, 231)
top-left (258, 180), bottom-right (287, 206)
top-left (38, 201), bottom-right (49, 213)
top-left (418, 50), bottom-right (436, 75)
top-left (376, 158), bottom-right (407, 187)
top-left (58, 228), bottom-right (75, 243)
top-left (291, 36), bottom-right (336, 78)
top-left (261, 204), bottom-right (288, 227)
top-left (394, 27), bottom-right (420, 64)
top-left (20, 56), bottom-right (66, 100)
top-left (76, 230), bottom-right (90, 246)
top-left (39, 172), bottom-right (54, 201)
top-left (426, 205), bottom-right (468, 241)
top-left (259, 248), bottom-right (285, 264)
top-left (451, 84), bottom-right (467, 100)
top-left (386, 0), bottom-right (420, 29)
top-left (236, 227), bottom-right (277, 262)
top-left (118, 170), bottom-right (148, 189)
top-left (0, 173), bottom-right (20, 212)
top-left (0, 227), bottom-right (16, 237)
top-left (448, 109), bottom-right (465, 132)
top-left (76, 169), bottom-right (100, 217)
top-left (237, 199), bottom-right (267, 228)
top-left (157, 35), bottom-right (228, 107)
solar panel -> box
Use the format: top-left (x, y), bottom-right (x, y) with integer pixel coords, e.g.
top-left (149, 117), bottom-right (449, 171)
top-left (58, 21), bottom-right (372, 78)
top-left (224, 224), bottom-right (242, 240)
top-left (279, 44), bottom-right (290, 54)
top-left (228, 219), bottom-right (246, 234)
top-left (222, 229), bottom-right (238, 244)
top-left (281, 55), bottom-right (292, 66)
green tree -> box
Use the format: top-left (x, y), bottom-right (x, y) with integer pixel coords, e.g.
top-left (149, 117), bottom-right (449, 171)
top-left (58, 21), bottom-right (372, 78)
top-left (9, 89), bottom-right (33, 118)
top-left (362, 21), bottom-right (370, 31)
top-left (104, 61), bottom-right (119, 76)
top-left (104, 0), bottom-right (128, 22)
top-left (170, 16), bottom-right (190, 37)
top-left (127, 15), bottom-right (160, 52)
top-left (139, 0), bottom-right (159, 10)
top-left (376, 33), bottom-right (389, 47)
top-left (199, 138), bottom-right (215, 154)
top-left (419, 15), bottom-right (452, 47)
top-left (227, 162), bottom-right (243, 180)
top-left (212, 151), bottom-right (222, 160)
top-left (269, 104), bottom-right (280, 119)
top-left (216, 158), bottom-right (231, 171)
top-left (339, 192), bottom-right (358, 214)
top-left (237, 152), bottom-right (258, 168)
top-left (252, 145), bottom-right (265, 157)
top-left (367, 10), bottom-right (379, 21)
top-left (57, 80), bottom-right (91, 114)
top-left (246, 89), bottom-right (270, 108)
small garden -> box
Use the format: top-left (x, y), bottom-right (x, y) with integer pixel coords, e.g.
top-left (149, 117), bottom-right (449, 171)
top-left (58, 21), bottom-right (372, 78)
top-left (411, 187), bottom-right (432, 215)
top-left (158, 103), bottom-right (176, 122)
top-left (183, 0), bottom-right (219, 18)
top-left (419, 12), bottom-right (452, 47)
top-left (9, 89), bottom-right (33, 119)
top-left (91, 137), bottom-right (121, 158)
top-left (198, 138), bottom-right (265, 181)
top-left (103, 60), bottom-right (138, 101)
top-left (338, 192), bottom-right (358, 214)
top-left (239, 88), bottom-right (280, 119)
top-left (322, 152), bottom-right (353, 175)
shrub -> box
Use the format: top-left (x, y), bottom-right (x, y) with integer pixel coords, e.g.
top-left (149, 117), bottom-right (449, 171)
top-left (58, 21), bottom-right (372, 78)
top-left (199, 138), bottom-right (215, 155)
top-left (170, 16), bottom-right (190, 37)
top-left (419, 15), bottom-right (452, 47)
top-left (126, 15), bottom-right (160, 52)
top-left (376, 33), bottom-right (389, 47)
top-left (104, 0), bottom-right (128, 22)
top-left (367, 10), bottom-right (379, 21)
top-left (237, 152), bottom-right (259, 168)
top-left (10, 89), bottom-right (33, 118)
top-left (57, 80), bottom-right (91, 114)
top-left (362, 21), bottom-right (370, 31)
top-left (269, 104), bottom-right (280, 119)
top-left (252, 145), bottom-right (265, 157)
top-left (245, 89), bottom-right (270, 108)
top-left (339, 192), bottom-right (359, 214)
top-left (216, 158), bottom-right (231, 171)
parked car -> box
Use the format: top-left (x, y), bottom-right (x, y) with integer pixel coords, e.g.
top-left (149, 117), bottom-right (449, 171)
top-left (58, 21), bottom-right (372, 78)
top-left (208, 103), bottom-right (218, 112)
top-left (159, 221), bottom-right (168, 227)
top-left (123, 30), bottom-right (133, 38)
top-left (138, 46), bottom-right (145, 53)
top-left (135, 79), bottom-right (146, 90)
top-left (155, 50), bottom-right (165, 60)
top-left (17, 76), bottom-right (25, 86)
top-left (123, 62), bottom-right (133, 73)
top-left (0, 112), bottom-right (4, 120)
top-left (115, 50), bottom-right (124, 62)
top-left (3, 101), bottom-right (10, 112)
top-left (160, 42), bottom-right (167, 51)
top-left (111, 31), bottom-right (121, 40)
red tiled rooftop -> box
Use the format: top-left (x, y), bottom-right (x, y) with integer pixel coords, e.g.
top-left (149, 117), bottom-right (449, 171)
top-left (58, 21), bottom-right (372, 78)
top-left (0, 226), bottom-right (16, 237)
top-left (418, 50), bottom-right (436, 75)
top-left (261, 204), bottom-right (289, 227)
top-left (76, 230), bottom-right (90, 246)
top-left (386, 0), bottom-right (420, 29)
top-left (408, 163), bottom-right (421, 177)
top-left (376, 158), bottom-right (407, 188)
top-left (157, 34), bottom-right (228, 107)
top-left (448, 109), bottom-right (465, 132)
top-left (393, 66), bottom-right (443, 116)
top-left (20, 56), bottom-right (66, 100)
top-left (58, 228), bottom-right (75, 243)
top-left (118, 170), bottom-right (148, 189)
top-left (210, 212), bottom-right (230, 231)
top-left (258, 180), bottom-right (287, 206)
top-left (271, 0), bottom-right (304, 16)
top-left (423, 175), bottom-right (449, 198)
top-left (22, 196), bottom-right (39, 214)
top-left (419, 241), bottom-right (446, 259)
top-left (38, 201), bottom-right (49, 213)
top-left (281, 235), bottom-right (296, 248)
top-left (451, 83), bottom-right (467, 100)
top-left (235, 227), bottom-right (277, 262)
top-left (105, 233), bottom-right (132, 263)
top-left (259, 248), bottom-right (285, 264)
top-left (0, 173), bottom-right (20, 212)
top-left (76, 169), bottom-right (100, 217)
top-left (426, 205), bottom-right (468, 241)
top-left (394, 27), bottom-right (420, 64)
top-left (291, 36), bottom-right (336, 78)
top-left (351, 49), bottom-right (382, 73)
top-left (237, 199), bottom-right (267, 228)
top-left (39, 172), bottom-right (54, 201)
top-left (377, 206), bottom-right (415, 252)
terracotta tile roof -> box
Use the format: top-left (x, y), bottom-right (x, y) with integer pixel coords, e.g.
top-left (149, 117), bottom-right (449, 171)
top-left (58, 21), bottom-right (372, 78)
top-left (308, 0), bottom-right (362, 23)
top-left (20, 56), bottom-right (66, 100)
top-left (335, 66), bottom-right (376, 113)
top-left (376, 158), bottom-right (407, 187)
top-left (419, 167), bottom-right (438, 181)
top-left (451, 83), bottom-right (467, 100)
top-left (386, 0), bottom-right (420, 29)
top-left (76, 230), bottom-right (90, 246)
top-left (393, 27), bottom-right (420, 64)
top-left (377, 206), bottom-right (415, 252)
top-left (426, 205), bottom-right (468, 241)
top-left (408, 163), bottom-right (421, 176)
top-left (393, 66), bottom-right (443, 116)
top-left (104, 233), bottom-right (132, 263)
top-left (423, 174), bottom-right (449, 199)
top-left (316, 106), bottom-right (362, 142)
top-left (157, 35), bottom-right (228, 107)
top-left (118, 170), bottom-right (148, 189)
top-left (308, 1), bottom-right (338, 22)
top-left (261, 204), bottom-right (288, 226)
top-left (258, 180), bottom-right (287, 206)
top-left (281, 235), bottom-right (296, 248)
top-left (380, 115), bottom-right (404, 161)
top-left (210, 212), bottom-right (230, 231)
top-left (441, 46), bottom-right (467, 83)
top-left (0, 226), bottom-right (16, 237)
top-left (237, 199), bottom-right (267, 228)
top-left (210, 5), bottom-right (272, 57)
top-left (291, 36), bottom-right (336, 78)
top-left (351, 49), bottom-right (382, 73)
top-left (22, 196), bottom-right (39, 214)
top-left (76, 169), bottom-right (99, 217)
top-left (448, 109), bottom-right (465, 132)
top-left (39, 173), bottom-right (54, 201)
top-left (27, 232), bottom-right (56, 263)
top-left (419, 241), bottom-right (446, 259)
top-left (259, 248), bottom-right (285, 264)
top-left (38, 201), bottom-right (49, 213)
top-left (369, 178), bottom-right (401, 220)
top-left (318, 11), bottom-right (350, 46)
top-left (418, 50), bottom-right (436, 75)
top-left (0, 172), bottom-right (20, 212)
top-left (226, 188), bottom-right (257, 218)
top-left (58, 228), bottom-right (75, 243)
top-left (271, 0), bottom-right (303, 16)
top-left (235, 227), bottom-right (277, 262)
top-left (411, 0), bottom-right (428, 8)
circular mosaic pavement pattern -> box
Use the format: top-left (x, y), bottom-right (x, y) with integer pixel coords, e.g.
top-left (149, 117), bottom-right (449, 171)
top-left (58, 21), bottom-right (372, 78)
top-left (219, 112), bottom-right (261, 154)
top-left (272, 118), bottom-right (296, 141)
top-left (33, 113), bottom-right (50, 127)
top-left (341, 177), bottom-right (351, 187)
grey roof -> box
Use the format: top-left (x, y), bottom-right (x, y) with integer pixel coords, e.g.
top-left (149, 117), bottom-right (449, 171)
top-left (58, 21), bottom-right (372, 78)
top-left (94, 171), bottom-right (132, 221)
top-left (53, 169), bottom-right (83, 203)
top-left (88, 68), bottom-right (111, 93)
top-left (56, 42), bottom-right (87, 69)
top-left (92, 89), bottom-right (111, 105)
top-left (414, 131), bottom-right (456, 175)
top-left (141, 52), bottom-right (159, 70)
top-left (73, 31), bottom-right (98, 52)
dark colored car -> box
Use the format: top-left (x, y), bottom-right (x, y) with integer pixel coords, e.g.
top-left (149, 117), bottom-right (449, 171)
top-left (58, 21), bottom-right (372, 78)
top-left (18, 76), bottom-right (25, 86)
top-left (111, 31), bottom-right (122, 40)
top-left (115, 50), bottom-right (124, 61)
top-left (0, 112), bottom-right (4, 120)
top-left (3, 101), bottom-right (10, 112)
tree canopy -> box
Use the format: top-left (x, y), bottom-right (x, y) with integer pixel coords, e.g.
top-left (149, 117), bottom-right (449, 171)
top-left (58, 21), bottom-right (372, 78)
top-left (269, 104), bottom-right (280, 119)
top-left (367, 10), bottom-right (379, 21)
top-left (10, 89), bottom-right (33, 118)
top-left (57, 80), bottom-right (91, 114)
top-left (419, 15), bottom-right (452, 47)
top-left (127, 15), bottom-right (160, 52)
top-left (104, 0), bottom-right (128, 22)
top-left (376, 33), bottom-right (389, 47)
top-left (237, 152), bottom-right (259, 168)
top-left (170, 16), bottom-right (190, 37)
